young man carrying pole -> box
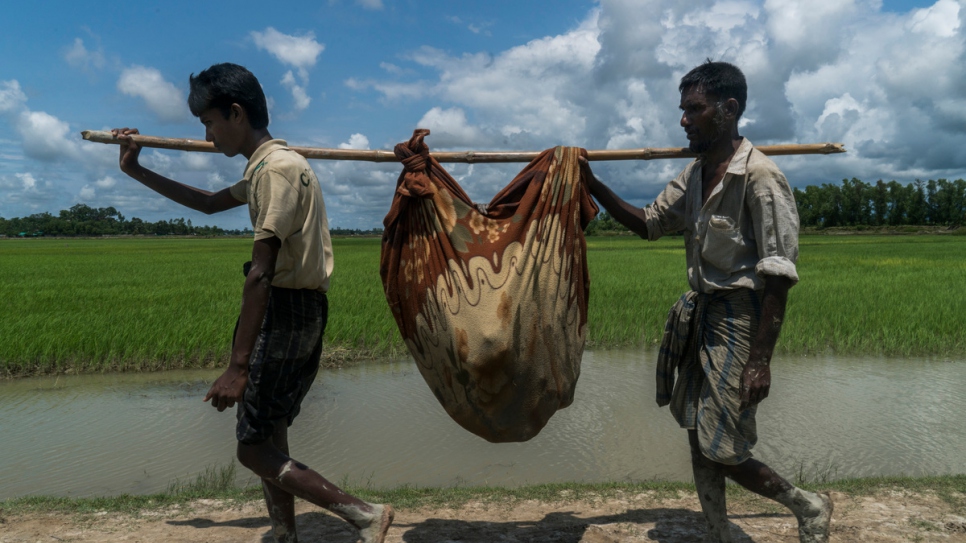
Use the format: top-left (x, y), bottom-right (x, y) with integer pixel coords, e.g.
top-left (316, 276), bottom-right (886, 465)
top-left (113, 62), bottom-right (393, 543)
top-left (580, 60), bottom-right (833, 542)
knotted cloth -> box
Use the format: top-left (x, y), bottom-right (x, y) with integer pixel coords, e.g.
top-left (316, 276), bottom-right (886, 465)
top-left (380, 129), bottom-right (599, 442)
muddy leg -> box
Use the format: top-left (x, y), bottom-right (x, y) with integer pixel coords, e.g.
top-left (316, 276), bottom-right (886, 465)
top-left (718, 455), bottom-right (832, 543)
top-left (262, 423), bottom-right (297, 543)
top-left (238, 432), bottom-right (394, 543)
top-left (689, 430), bottom-right (733, 542)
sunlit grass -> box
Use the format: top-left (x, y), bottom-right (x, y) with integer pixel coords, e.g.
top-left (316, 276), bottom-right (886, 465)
top-left (1, 234), bottom-right (964, 376)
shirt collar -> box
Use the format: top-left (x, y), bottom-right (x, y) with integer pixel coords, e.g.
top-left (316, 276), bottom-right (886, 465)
top-left (243, 139), bottom-right (289, 180)
top-left (724, 137), bottom-right (753, 177)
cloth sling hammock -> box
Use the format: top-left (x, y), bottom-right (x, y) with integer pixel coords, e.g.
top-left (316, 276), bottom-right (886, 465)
top-left (380, 129), bottom-right (599, 442)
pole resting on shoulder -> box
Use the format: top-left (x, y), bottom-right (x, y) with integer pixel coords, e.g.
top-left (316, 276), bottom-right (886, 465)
top-left (81, 130), bottom-right (846, 163)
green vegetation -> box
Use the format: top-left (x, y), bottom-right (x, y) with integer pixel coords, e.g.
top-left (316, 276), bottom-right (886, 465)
top-left (585, 234), bottom-right (966, 356)
top-left (0, 204), bottom-right (248, 237)
top-left (0, 203), bottom-right (384, 238)
top-left (2, 463), bottom-right (963, 515)
top-left (1, 234), bottom-right (964, 377)
top-left (795, 177), bottom-right (966, 228)
top-left (584, 177), bottom-right (966, 235)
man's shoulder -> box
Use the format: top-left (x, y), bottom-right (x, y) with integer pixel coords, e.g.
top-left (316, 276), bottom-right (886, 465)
top-left (740, 144), bottom-right (789, 191)
top-left (261, 142), bottom-right (310, 170)
top-left (256, 144), bottom-right (314, 187)
top-left (743, 143), bottom-right (784, 176)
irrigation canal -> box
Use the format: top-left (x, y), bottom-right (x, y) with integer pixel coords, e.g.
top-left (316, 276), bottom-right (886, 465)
top-left (1, 350), bottom-right (964, 499)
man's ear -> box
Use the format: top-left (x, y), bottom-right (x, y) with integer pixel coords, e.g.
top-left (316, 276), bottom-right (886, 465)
top-left (229, 103), bottom-right (247, 125)
top-left (724, 98), bottom-right (739, 119)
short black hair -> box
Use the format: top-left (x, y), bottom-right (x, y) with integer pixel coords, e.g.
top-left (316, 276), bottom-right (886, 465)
top-left (188, 63), bottom-right (269, 129)
top-left (679, 60), bottom-right (747, 121)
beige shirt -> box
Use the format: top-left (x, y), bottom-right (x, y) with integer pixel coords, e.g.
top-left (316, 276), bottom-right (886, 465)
top-left (230, 139), bottom-right (334, 292)
top-left (642, 138), bottom-right (799, 294)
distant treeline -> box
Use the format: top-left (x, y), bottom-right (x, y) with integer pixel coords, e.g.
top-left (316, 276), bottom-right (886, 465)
top-left (0, 203), bottom-right (384, 238)
top-left (0, 204), bottom-right (248, 237)
top-left (795, 178), bottom-right (966, 227)
top-left (4, 177), bottom-right (964, 238)
top-left (586, 177), bottom-right (966, 234)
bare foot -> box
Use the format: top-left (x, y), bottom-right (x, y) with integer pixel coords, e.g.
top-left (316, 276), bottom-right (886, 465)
top-left (799, 492), bottom-right (833, 543)
top-left (358, 504), bottom-right (394, 543)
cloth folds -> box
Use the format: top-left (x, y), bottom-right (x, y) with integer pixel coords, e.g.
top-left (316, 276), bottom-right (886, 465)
top-left (380, 129), bottom-right (598, 442)
top-left (655, 288), bottom-right (763, 464)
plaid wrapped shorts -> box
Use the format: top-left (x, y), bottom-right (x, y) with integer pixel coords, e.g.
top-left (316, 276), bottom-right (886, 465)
top-left (235, 286), bottom-right (328, 445)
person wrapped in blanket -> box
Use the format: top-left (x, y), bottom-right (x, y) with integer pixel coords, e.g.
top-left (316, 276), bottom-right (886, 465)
top-left (580, 60), bottom-right (832, 543)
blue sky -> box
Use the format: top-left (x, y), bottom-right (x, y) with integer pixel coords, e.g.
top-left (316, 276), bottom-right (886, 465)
top-left (1, 0), bottom-right (961, 231)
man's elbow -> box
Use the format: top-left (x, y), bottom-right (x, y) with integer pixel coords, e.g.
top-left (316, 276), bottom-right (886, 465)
top-left (246, 265), bottom-right (275, 289)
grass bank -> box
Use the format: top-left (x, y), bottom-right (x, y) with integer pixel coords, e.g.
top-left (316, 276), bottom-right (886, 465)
top-left (1, 235), bottom-right (963, 377)
top-left (1, 464), bottom-right (963, 516)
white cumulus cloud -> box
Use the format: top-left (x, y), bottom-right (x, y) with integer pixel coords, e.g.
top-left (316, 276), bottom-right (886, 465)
top-left (339, 133), bottom-right (371, 150)
top-left (64, 38), bottom-right (106, 72)
top-left (117, 66), bottom-right (190, 123)
top-left (251, 27), bottom-right (324, 73)
top-left (0, 80), bottom-right (27, 113)
top-left (16, 110), bottom-right (79, 161)
top-left (252, 28), bottom-right (324, 113)
top-left (416, 107), bottom-right (486, 148)
top-left (16, 172), bottom-right (37, 191)
top-left (281, 70), bottom-right (312, 111)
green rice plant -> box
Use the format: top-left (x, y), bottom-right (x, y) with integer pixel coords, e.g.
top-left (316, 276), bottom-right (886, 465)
top-left (584, 236), bottom-right (688, 348)
top-left (323, 237), bottom-right (406, 357)
top-left (1, 238), bottom-right (245, 375)
top-left (782, 235), bottom-right (966, 356)
top-left (1, 234), bottom-right (964, 376)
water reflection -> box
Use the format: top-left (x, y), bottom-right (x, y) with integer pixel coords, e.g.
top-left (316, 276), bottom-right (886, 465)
top-left (0, 351), bottom-right (964, 499)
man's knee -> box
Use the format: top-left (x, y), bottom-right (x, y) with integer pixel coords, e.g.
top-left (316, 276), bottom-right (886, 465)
top-left (237, 440), bottom-right (278, 476)
top-left (236, 442), bottom-right (260, 471)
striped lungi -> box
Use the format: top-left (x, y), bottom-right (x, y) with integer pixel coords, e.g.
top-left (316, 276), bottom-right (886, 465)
top-left (656, 288), bottom-right (763, 465)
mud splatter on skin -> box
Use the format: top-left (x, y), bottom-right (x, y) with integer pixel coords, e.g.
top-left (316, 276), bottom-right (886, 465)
top-left (692, 467), bottom-right (733, 542)
top-left (327, 502), bottom-right (394, 542)
top-left (277, 460), bottom-right (295, 483)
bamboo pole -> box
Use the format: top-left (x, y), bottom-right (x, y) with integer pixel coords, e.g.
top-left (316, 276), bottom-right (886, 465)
top-left (81, 130), bottom-right (846, 163)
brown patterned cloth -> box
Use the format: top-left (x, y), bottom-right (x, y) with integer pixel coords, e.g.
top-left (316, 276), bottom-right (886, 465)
top-left (380, 129), bottom-right (599, 442)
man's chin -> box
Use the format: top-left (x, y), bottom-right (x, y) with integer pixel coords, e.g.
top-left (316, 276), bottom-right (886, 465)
top-left (688, 141), bottom-right (710, 154)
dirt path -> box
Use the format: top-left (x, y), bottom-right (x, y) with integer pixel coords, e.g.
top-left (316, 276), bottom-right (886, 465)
top-left (3, 489), bottom-right (966, 542)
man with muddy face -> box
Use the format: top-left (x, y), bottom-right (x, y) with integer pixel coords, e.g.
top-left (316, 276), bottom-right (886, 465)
top-left (580, 60), bottom-right (833, 543)
top-left (112, 63), bottom-right (393, 543)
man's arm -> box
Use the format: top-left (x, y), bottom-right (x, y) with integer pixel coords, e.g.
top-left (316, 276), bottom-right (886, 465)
top-left (113, 128), bottom-right (244, 214)
top-left (204, 236), bottom-right (281, 411)
top-left (739, 274), bottom-right (792, 411)
top-left (579, 157), bottom-right (650, 239)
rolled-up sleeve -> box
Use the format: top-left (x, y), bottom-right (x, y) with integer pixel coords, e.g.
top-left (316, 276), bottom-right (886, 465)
top-left (643, 166), bottom-right (690, 241)
top-left (748, 170), bottom-right (800, 285)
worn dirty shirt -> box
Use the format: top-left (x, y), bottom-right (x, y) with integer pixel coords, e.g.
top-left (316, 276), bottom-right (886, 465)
top-left (648, 138), bottom-right (799, 465)
top-left (230, 139), bottom-right (334, 293)
top-left (641, 137), bottom-right (799, 293)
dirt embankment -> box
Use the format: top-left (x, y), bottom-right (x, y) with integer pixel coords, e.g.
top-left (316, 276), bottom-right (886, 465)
top-left (3, 488), bottom-right (966, 542)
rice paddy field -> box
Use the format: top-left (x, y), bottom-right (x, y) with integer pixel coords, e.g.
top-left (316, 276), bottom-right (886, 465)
top-left (0, 234), bottom-right (963, 376)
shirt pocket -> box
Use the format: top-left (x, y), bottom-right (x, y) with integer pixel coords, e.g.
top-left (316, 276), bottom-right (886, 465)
top-left (701, 215), bottom-right (742, 271)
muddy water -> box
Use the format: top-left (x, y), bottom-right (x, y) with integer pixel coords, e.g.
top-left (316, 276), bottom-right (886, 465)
top-left (1, 351), bottom-right (964, 499)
